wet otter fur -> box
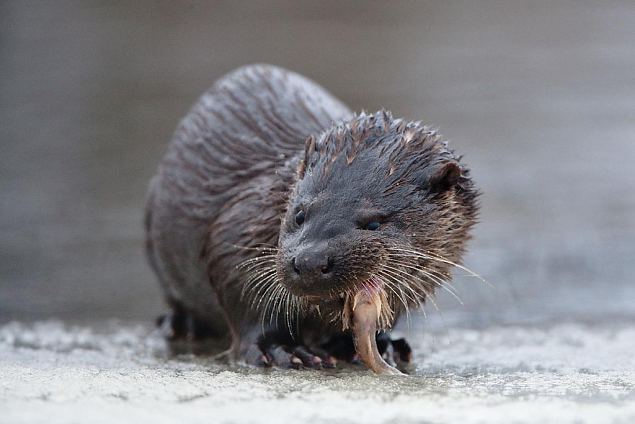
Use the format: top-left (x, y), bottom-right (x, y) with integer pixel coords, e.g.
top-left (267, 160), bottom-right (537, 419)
top-left (145, 64), bottom-right (478, 373)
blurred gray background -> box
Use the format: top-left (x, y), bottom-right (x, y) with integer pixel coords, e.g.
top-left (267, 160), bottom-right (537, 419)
top-left (1, 1), bottom-right (634, 326)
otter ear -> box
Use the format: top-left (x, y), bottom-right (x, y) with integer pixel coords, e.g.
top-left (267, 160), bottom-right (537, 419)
top-left (428, 161), bottom-right (461, 192)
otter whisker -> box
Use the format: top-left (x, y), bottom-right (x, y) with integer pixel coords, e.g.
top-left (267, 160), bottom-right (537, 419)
top-left (237, 252), bottom-right (278, 261)
top-left (387, 246), bottom-right (470, 272)
top-left (379, 273), bottom-right (421, 309)
top-left (268, 284), bottom-right (296, 335)
top-left (237, 258), bottom-right (278, 271)
top-left (253, 274), bottom-right (280, 311)
top-left (290, 296), bottom-right (299, 336)
top-left (379, 263), bottom-right (431, 300)
top-left (244, 263), bottom-right (277, 279)
top-left (275, 286), bottom-right (287, 325)
top-left (277, 286), bottom-right (299, 337)
top-left (294, 296), bottom-right (308, 336)
top-left (237, 250), bottom-right (304, 338)
top-left (376, 269), bottom-right (418, 307)
top-left (242, 267), bottom-right (277, 294)
top-left (238, 263), bottom-right (277, 279)
top-left (261, 284), bottom-right (279, 329)
top-left (380, 270), bottom-right (434, 310)
top-left (236, 254), bottom-right (278, 270)
top-left (244, 275), bottom-right (278, 306)
top-left (243, 272), bottom-right (273, 296)
top-left (393, 255), bottom-right (486, 294)
top-left (386, 246), bottom-right (491, 288)
top-left (385, 258), bottom-right (464, 305)
top-left (375, 271), bottom-right (416, 323)
top-left (375, 272), bottom-right (411, 312)
top-left (237, 262), bottom-right (277, 278)
top-left (379, 265), bottom-right (442, 312)
top-left (242, 265), bottom-right (277, 284)
top-left (284, 291), bottom-right (294, 340)
top-left (378, 270), bottom-right (427, 335)
top-left (288, 291), bottom-right (304, 338)
top-left (377, 270), bottom-right (424, 319)
top-left (226, 242), bottom-right (279, 253)
top-left (266, 284), bottom-right (285, 321)
top-left (269, 285), bottom-right (285, 327)
top-left (247, 279), bottom-right (278, 314)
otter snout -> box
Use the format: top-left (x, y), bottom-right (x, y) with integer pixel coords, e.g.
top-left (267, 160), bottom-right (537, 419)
top-left (285, 243), bottom-right (336, 296)
top-left (292, 251), bottom-right (333, 276)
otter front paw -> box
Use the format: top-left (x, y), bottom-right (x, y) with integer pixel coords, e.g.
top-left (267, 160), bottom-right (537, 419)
top-left (241, 332), bottom-right (336, 369)
top-left (376, 333), bottom-right (413, 369)
top-left (389, 337), bottom-right (413, 364)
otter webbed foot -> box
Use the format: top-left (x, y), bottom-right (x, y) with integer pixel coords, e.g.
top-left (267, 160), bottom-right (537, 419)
top-left (241, 330), bottom-right (337, 369)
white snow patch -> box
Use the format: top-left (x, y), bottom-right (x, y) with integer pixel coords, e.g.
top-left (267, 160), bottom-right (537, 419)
top-left (0, 321), bottom-right (634, 424)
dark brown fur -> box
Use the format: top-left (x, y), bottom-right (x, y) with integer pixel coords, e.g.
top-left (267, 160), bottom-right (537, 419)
top-left (145, 64), bottom-right (478, 366)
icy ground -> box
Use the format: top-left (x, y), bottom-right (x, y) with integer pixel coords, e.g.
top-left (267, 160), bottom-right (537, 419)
top-left (1, 320), bottom-right (633, 424)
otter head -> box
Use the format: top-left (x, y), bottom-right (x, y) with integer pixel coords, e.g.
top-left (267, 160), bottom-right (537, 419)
top-left (237, 110), bottom-right (481, 374)
top-left (276, 111), bottom-right (478, 336)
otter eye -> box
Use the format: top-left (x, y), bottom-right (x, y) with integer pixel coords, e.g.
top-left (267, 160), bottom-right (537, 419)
top-left (364, 221), bottom-right (381, 231)
top-left (295, 210), bottom-right (306, 226)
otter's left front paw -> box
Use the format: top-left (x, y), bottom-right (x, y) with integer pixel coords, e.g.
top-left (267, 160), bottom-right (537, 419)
top-left (390, 337), bottom-right (413, 363)
top-left (375, 333), bottom-right (413, 367)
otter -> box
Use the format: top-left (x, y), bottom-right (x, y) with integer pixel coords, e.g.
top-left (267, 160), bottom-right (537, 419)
top-left (145, 64), bottom-right (478, 374)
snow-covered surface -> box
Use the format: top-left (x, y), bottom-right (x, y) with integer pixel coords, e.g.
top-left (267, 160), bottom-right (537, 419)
top-left (1, 320), bottom-right (633, 424)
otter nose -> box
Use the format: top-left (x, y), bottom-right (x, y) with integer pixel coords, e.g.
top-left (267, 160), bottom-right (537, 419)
top-left (291, 251), bottom-right (333, 277)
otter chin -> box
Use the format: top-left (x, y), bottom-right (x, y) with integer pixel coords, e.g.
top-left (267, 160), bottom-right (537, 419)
top-left (145, 64), bottom-right (479, 374)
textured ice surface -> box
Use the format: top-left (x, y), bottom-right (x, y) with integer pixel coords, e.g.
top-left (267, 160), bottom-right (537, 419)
top-left (1, 320), bottom-right (633, 424)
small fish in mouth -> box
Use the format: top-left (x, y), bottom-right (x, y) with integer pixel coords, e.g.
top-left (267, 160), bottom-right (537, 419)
top-left (342, 278), bottom-right (403, 375)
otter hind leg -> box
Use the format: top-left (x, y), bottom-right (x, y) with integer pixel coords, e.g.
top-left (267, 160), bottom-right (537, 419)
top-left (155, 301), bottom-right (188, 340)
top-left (156, 300), bottom-right (222, 341)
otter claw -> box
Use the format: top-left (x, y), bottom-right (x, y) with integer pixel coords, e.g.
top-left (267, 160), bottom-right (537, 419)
top-left (243, 343), bottom-right (270, 367)
top-left (266, 345), bottom-right (323, 369)
top-left (292, 346), bottom-right (323, 368)
top-left (267, 346), bottom-right (301, 369)
top-left (310, 347), bottom-right (337, 368)
top-left (244, 342), bottom-right (324, 370)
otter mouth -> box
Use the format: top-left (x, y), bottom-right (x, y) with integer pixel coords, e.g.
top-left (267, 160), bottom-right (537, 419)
top-left (288, 275), bottom-right (403, 375)
top-left (341, 277), bottom-right (403, 375)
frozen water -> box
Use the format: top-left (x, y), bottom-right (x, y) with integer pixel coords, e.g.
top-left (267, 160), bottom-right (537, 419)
top-left (1, 320), bottom-right (633, 424)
